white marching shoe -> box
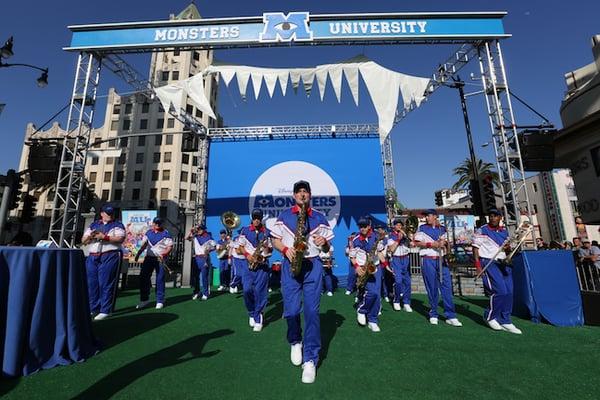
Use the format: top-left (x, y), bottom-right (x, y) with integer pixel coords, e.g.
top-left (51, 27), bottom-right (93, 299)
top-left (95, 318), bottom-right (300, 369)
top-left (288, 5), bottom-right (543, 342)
top-left (249, 317), bottom-right (255, 327)
top-left (345, 290), bottom-right (352, 295)
top-left (501, 323), bottom-right (523, 335)
top-left (446, 318), bottom-right (463, 327)
top-left (253, 323), bottom-right (263, 332)
top-left (94, 313), bottom-right (109, 321)
top-left (290, 343), bottom-right (303, 366)
top-left (326, 291), bottom-right (333, 297)
top-left (155, 303), bottom-right (164, 309)
top-left (136, 300), bottom-right (150, 310)
top-left (486, 318), bottom-right (503, 331)
top-left (192, 294), bottom-right (199, 300)
top-left (301, 361), bottom-right (316, 384)
top-left (393, 303), bottom-right (401, 311)
top-left (429, 317), bottom-right (439, 325)
top-left (403, 304), bottom-right (413, 313)
top-left (357, 312), bottom-right (367, 326)
top-left (368, 322), bottom-right (381, 332)
top-left (217, 285), bottom-right (225, 291)
top-left (201, 295), bottom-right (208, 301)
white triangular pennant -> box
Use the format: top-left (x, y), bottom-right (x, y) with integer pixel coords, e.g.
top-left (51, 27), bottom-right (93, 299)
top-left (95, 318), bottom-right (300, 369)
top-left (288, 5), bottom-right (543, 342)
top-left (277, 71), bottom-right (289, 96)
top-left (236, 70), bottom-right (251, 99)
top-left (328, 65), bottom-right (344, 103)
top-left (250, 71), bottom-right (264, 100)
top-left (342, 66), bottom-right (360, 105)
top-left (300, 69), bottom-right (315, 97)
top-left (182, 74), bottom-right (217, 119)
top-left (263, 72), bottom-right (279, 98)
top-left (315, 66), bottom-right (329, 101)
top-left (154, 84), bottom-right (185, 115)
top-left (219, 68), bottom-right (236, 87)
top-left (289, 69), bottom-right (302, 94)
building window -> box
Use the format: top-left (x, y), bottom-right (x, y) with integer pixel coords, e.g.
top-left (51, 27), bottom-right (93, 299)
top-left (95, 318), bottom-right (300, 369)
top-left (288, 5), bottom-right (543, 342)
top-left (141, 103), bottom-right (149, 113)
top-left (132, 188), bottom-right (140, 200)
top-left (172, 71), bottom-right (180, 80)
top-left (120, 137), bottom-right (128, 147)
top-left (125, 103), bottom-right (133, 114)
top-left (156, 118), bottom-right (164, 129)
top-left (89, 172), bottom-right (97, 183)
top-left (153, 152), bottom-right (160, 163)
top-left (195, 108), bottom-right (202, 118)
top-left (151, 170), bottom-right (159, 181)
top-left (167, 119), bottom-right (175, 129)
top-left (136, 153), bottom-right (144, 164)
top-left (173, 49), bottom-right (180, 56)
top-left (160, 188), bottom-right (169, 200)
top-left (182, 154), bottom-right (189, 164)
top-left (140, 119), bottom-right (148, 130)
top-left (190, 191), bottom-right (197, 202)
top-left (153, 135), bottom-right (162, 146)
top-left (181, 171), bottom-right (188, 182)
top-left (123, 119), bottom-right (131, 131)
top-left (101, 190), bottom-right (110, 201)
top-left (533, 182), bottom-right (538, 192)
top-left (161, 71), bottom-right (169, 81)
top-left (164, 152), bottom-right (172, 162)
top-left (106, 157), bottom-right (114, 165)
top-left (138, 136), bottom-right (146, 146)
top-left (166, 134), bottom-right (173, 144)
top-left (186, 104), bottom-right (194, 115)
top-left (179, 189), bottom-right (187, 201)
top-left (158, 103), bottom-right (164, 113)
top-left (107, 139), bottom-right (116, 148)
top-left (116, 171), bottom-right (124, 182)
top-left (118, 153), bottom-right (126, 165)
top-left (191, 173), bottom-right (197, 184)
top-left (192, 156), bottom-right (198, 166)
top-left (150, 188), bottom-right (157, 199)
top-left (134, 170), bottom-right (142, 181)
top-left (113, 104), bottom-right (121, 114)
top-left (91, 157), bottom-right (99, 165)
top-left (103, 172), bottom-right (112, 182)
top-left (110, 120), bottom-right (119, 131)
top-left (162, 170), bottom-right (171, 180)
top-left (533, 204), bottom-right (538, 213)
top-left (113, 189), bottom-right (122, 201)
top-left (193, 51), bottom-right (200, 61)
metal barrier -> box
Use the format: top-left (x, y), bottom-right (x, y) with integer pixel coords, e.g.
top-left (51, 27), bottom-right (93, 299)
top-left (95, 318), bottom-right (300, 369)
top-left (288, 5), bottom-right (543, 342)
top-left (576, 262), bottom-right (600, 293)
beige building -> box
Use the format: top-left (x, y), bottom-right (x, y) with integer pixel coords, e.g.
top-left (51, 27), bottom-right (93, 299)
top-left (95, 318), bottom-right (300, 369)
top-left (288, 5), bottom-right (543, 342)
top-left (10, 4), bottom-right (219, 243)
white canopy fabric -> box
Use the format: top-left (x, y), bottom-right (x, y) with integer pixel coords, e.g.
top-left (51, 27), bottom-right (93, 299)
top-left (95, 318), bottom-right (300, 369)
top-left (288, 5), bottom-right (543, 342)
top-left (154, 56), bottom-right (431, 143)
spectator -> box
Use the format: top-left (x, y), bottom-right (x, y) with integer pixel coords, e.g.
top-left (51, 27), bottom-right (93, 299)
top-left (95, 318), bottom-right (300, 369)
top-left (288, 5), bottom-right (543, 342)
top-left (572, 237), bottom-right (583, 265)
top-left (563, 241), bottom-right (573, 250)
top-left (536, 237), bottom-right (549, 250)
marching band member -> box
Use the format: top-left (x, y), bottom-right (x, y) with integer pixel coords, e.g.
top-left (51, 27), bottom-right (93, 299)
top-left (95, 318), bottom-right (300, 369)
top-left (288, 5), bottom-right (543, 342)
top-left (472, 209), bottom-right (522, 334)
top-left (238, 209), bottom-right (272, 332)
top-left (387, 218), bottom-right (413, 312)
top-left (350, 217), bottom-right (386, 333)
top-left (135, 218), bottom-right (174, 309)
top-left (344, 233), bottom-right (357, 295)
top-left (321, 245), bottom-right (335, 296)
top-left (376, 225), bottom-right (393, 303)
top-left (216, 230), bottom-right (231, 291)
top-left (82, 204), bottom-right (125, 320)
top-left (229, 231), bottom-right (244, 294)
top-left (186, 223), bottom-right (216, 301)
top-left (414, 209), bottom-right (462, 326)
top-left (271, 180), bottom-right (334, 384)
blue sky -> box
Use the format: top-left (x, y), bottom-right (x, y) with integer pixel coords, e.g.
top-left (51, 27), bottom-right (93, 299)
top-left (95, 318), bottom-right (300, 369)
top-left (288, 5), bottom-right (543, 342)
top-left (1, 0), bottom-right (598, 208)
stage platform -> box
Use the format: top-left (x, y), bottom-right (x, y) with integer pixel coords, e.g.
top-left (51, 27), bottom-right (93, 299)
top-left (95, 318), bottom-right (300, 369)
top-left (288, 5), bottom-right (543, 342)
top-left (2, 288), bottom-right (599, 399)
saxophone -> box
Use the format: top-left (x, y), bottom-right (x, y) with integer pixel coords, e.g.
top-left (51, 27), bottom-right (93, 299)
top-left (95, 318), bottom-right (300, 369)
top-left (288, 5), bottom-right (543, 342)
top-left (249, 233), bottom-right (269, 270)
top-left (291, 202), bottom-right (308, 276)
top-left (356, 232), bottom-right (385, 288)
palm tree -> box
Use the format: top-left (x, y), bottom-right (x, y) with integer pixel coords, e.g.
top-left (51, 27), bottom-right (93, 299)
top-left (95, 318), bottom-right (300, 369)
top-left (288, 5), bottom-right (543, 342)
top-left (451, 158), bottom-right (500, 190)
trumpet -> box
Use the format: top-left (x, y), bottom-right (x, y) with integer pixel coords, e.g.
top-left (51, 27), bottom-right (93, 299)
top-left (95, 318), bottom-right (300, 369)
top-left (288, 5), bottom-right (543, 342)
top-left (474, 221), bottom-right (532, 280)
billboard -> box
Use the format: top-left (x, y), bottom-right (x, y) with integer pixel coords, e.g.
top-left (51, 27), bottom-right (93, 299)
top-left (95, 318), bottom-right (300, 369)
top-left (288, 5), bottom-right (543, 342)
top-left (122, 209), bottom-right (157, 261)
top-left (205, 138), bottom-right (386, 276)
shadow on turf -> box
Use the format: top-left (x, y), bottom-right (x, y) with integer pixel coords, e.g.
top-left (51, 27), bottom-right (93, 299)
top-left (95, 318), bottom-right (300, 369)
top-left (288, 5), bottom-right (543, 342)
top-left (265, 292), bottom-right (283, 325)
top-left (319, 309), bottom-right (345, 367)
top-left (411, 298), bottom-right (488, 327)
top-left (0, 377), bottom-right (19, 397)
top-left (71, 329), bottom-right (234, 400)
top-left (93, 313), bottom-right (179, 349)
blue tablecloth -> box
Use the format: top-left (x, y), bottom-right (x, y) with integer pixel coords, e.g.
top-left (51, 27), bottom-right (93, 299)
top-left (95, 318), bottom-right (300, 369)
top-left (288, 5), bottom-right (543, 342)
top-left (0, 247), bottom-right (98, 377)
top-left (512, 250), bottom-right (584, 327)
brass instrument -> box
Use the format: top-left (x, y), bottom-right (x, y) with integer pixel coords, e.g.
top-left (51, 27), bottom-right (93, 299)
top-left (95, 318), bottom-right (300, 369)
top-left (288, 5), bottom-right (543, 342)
top-left (474, 221), bottom-right (532, 280)
top-left (357, 232), bottom-right (385, 288)
top-left (249, 234), bottom-right (270, 270)
top-left (291, 202), bottom-right (308, 276)
top-left (404, 215), bottom-right (419, 235)
top-left (221, 211), bottom-right (241, 231)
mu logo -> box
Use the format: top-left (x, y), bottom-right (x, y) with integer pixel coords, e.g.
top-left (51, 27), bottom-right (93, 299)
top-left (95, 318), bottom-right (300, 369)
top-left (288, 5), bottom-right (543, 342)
top-left (259, 12), bottom-right (313, 42)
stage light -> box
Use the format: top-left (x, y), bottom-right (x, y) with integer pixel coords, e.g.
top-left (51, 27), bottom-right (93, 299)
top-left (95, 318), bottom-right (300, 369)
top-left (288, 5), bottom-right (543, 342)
top-left (1, 36), bottom-right (13, 59)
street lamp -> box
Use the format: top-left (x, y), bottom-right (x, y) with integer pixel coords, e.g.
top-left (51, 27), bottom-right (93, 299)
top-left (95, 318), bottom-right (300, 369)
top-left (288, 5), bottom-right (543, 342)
top-left (0, 36), bottom-right (49, 87)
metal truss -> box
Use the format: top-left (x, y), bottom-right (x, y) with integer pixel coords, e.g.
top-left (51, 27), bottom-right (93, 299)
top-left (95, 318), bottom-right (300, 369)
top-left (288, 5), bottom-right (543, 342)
top-left (477, 40), bottom-right (533, 234)
top-left (49, 52), bottom-right (101, 247)
top-left (208, 123), bottom-right (378, 141)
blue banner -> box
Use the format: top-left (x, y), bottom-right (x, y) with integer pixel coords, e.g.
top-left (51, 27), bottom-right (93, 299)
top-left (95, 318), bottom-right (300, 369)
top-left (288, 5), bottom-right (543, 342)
top-left (66, 12), bottom-right (507, 51)
top-left (204, 138), bottom-right (386, 276)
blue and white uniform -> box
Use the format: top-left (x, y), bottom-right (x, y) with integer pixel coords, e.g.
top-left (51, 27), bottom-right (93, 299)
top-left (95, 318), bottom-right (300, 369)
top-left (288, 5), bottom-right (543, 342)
top-left (472, 224), bottom-right (513, 324)
top-left (414, 224), bottom-right (457, 319)
top-left (216, 237), bottom-right (231, 288)
top-left (84, 220), bottom-right (125, 314)
top-left (239, 224), bottom-right (272, 325)
top-left (192, 232), bottom-right (216, 297)
top-left (320, 246), bottom-right (335, 294)
top-left (270, 205), bottom-right (334, 366)
top-left (139, 228), bottom-right (174, 304)
top-left (388, 231), bottom-right (411, 306)
top-left (350, 231), bottom-right (386, 324)
top-left (229, 234), bottom-right (244, 291)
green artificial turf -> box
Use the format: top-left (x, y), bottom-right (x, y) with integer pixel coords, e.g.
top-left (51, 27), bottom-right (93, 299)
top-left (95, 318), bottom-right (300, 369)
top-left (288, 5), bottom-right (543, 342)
top-left (2, 288), bottom-right (599, 399)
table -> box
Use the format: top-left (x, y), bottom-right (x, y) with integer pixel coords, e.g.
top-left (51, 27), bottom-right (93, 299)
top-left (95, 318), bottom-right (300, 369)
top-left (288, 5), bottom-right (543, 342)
top-left (1, 247), bottom-right (98, 377)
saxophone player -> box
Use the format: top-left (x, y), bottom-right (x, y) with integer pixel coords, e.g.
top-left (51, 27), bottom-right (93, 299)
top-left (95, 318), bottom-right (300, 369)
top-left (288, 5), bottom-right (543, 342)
top-left (320, 245), bottom-right (335, 297)
top-left (238, 209), bottom-right (272, 332)
top-left (186, 224), bottom-right (216, 301)
top-left (270, 180), bottom-right (334, 384)
top-left (216, 230), bottom-right (231, 291)
top-left (387, 218), bottom-right (413, 312)
top-left (472, 209), bottom-right (522, 334)
top-left (350, 217), bottom-right (387, 333)
top-left (414, 209), bottom-right (462, 327)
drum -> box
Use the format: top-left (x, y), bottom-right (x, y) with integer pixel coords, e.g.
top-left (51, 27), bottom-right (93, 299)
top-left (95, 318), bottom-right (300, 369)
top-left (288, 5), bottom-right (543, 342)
top-left (271, 261), bottom-right (282, 272)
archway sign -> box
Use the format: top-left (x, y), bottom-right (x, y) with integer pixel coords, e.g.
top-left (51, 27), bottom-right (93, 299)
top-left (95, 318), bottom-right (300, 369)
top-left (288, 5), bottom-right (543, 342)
top-left (49, 11), bottom-right (532, 248)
